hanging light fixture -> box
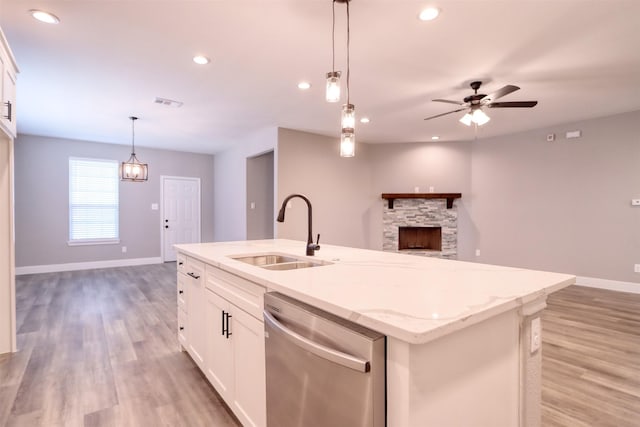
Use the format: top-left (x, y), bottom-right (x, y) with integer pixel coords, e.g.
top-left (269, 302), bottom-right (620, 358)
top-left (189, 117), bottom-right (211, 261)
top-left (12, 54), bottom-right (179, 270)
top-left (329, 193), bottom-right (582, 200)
top-left (326, 1), bottom-right (341, 103)
top-left (120, 116), bottom-right (148, 182)
top-left (338, 0), bottom-right (356, 157)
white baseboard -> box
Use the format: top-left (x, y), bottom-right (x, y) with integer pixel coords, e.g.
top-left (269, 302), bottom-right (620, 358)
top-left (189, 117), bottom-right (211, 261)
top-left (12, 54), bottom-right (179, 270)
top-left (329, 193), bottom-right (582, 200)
top-left (576, 276), bottom-right (640, 294)
top-left (15, 257), bottom-right (163, 275)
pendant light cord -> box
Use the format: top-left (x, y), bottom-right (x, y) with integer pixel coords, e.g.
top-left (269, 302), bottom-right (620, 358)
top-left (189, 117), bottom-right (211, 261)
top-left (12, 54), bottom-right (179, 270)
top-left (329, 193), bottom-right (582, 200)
top-left (332, 0), bottom-right (336, 72)
top-left (346, 0), bottom-right (350, 104)
top-left (130, 117), bottom-right (136, 156)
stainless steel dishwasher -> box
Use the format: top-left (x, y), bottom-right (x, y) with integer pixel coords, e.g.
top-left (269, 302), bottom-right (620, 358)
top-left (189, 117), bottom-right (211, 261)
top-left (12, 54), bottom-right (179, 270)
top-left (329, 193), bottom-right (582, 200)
top-left (263, 292), bottom-right (386, 427)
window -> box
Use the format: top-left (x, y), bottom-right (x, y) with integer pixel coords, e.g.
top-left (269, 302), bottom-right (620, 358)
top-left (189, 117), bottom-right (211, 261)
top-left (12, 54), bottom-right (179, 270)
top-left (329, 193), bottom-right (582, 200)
top-left (68, 158), bottom-right (119, 245)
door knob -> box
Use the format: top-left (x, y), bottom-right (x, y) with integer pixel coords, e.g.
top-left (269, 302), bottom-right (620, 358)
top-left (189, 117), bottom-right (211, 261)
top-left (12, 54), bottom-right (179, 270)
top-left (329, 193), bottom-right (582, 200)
top-left (165, 219), bottom-right (168, 223)
top-left (165, 225), bottom-right (169, 229)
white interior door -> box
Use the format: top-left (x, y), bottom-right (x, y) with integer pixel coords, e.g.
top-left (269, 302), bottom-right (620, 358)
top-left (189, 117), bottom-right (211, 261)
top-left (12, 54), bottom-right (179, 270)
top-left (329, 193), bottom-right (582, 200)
top-left (162, 176), bottom-right (201, 262)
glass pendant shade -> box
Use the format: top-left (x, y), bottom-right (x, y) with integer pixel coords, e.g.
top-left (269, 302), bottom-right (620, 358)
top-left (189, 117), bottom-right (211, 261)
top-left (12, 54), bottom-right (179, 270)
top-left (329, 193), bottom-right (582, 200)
top-left (326, 71), bottom-right (341, 103)
top-left (120, 116), bottom-right (149, 182)
top-left (340, 129), bottom-right (355, 157)
top-left (459, 113), bottom-right (473, 126)
top-left (341, 104), bottom-right (356, 129)
top-left (472, 108), bottom-right (490, 125)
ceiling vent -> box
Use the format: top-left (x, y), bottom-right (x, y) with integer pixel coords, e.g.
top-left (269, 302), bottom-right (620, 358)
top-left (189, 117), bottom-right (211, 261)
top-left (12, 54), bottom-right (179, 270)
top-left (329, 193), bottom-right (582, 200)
top-left (154, 97), bottom-right (183, 108)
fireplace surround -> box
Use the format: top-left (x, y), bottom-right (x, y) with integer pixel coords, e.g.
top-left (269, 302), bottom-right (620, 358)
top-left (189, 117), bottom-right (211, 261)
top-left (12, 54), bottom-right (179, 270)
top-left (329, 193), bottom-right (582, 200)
top-left (382, 193), bottom-right (460, 259)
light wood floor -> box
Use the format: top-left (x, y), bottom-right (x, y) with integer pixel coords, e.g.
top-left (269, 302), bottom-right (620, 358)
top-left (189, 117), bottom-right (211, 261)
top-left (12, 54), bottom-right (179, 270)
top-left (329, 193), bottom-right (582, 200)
top-left (542, 285), bottom-right (640, 426)
top-left (1, 265), bottom-right (639, 426)
top-left (1, 263), bottom-right (241, 427)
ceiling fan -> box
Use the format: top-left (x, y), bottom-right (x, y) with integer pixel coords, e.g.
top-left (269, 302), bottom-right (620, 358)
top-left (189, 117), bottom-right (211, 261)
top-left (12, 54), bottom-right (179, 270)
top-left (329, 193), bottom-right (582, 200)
top-left (424, 81), bottom-right (538, 126)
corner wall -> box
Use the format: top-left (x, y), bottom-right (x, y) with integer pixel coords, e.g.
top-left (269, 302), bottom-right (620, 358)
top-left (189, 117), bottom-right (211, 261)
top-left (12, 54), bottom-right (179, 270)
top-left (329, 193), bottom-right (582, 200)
top-left (213, 127), bottom-right (277, 242)
top-left (14, 134), bottom-right (215, 268)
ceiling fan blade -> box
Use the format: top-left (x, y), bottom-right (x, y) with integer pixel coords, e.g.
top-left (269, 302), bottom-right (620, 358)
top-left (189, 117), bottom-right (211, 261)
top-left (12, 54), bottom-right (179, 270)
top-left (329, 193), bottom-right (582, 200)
top-left (424, 108), bottom-right (467, 121)
top-left (433, 99), bottom-right (464, 105)
top-left (483, 85), bottom-right (520, 103)
top-left (487, 101), bottom-right (538, 108)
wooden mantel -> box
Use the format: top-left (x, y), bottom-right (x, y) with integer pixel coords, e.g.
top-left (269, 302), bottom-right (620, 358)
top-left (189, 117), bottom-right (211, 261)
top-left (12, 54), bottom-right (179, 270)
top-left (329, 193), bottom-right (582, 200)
top-left (381, 193), bottom-right (462, 209)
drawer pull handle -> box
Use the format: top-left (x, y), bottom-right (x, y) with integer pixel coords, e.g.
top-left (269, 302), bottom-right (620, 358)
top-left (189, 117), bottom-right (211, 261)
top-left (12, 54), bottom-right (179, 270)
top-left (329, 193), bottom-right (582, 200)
top-left (178, 261), bottom-right (184, 266)
top-left (179, 326), bottom-right (184, 331)
top-left (178, 290), bottom-right (184, 294)
top-left (187, 272), bottom-right (200, 279)
top-left (3, 101), bottom-right (11, 121)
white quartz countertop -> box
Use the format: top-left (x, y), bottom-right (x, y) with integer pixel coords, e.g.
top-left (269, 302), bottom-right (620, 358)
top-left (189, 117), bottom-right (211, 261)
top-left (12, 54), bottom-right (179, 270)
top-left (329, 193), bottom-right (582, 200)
top-left (175, 239), bottom-right (575, 344)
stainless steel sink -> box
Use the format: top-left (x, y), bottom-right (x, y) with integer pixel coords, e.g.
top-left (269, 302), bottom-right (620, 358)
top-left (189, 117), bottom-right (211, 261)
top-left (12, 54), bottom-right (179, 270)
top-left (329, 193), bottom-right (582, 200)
top-left (230, 253), bottom-right (331, 271)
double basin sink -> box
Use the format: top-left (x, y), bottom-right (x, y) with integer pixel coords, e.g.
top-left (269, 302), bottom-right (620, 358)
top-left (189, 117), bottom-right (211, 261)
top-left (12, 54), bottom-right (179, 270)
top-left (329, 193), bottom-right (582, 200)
top-left (230, 253), bottom-right (332, 271)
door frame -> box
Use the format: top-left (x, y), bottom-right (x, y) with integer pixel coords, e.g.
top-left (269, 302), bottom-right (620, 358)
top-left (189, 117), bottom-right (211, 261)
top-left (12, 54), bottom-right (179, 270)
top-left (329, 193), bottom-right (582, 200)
top-left (160, 175), bottom-right (202, 262)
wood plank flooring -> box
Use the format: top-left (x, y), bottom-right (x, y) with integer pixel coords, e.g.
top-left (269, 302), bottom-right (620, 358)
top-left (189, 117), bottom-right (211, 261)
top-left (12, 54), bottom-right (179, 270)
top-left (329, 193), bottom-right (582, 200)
top-left (1, 264), bottom-right (638, 426)
top-left (1, 264), bottom-right (240, 427)
top-left (542, 285), bottom-right (640, 427)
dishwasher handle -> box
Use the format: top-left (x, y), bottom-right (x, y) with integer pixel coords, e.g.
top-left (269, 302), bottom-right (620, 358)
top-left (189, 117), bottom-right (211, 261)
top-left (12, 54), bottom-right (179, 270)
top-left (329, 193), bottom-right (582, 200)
top-left (264, 310), bottom-right (370, 373)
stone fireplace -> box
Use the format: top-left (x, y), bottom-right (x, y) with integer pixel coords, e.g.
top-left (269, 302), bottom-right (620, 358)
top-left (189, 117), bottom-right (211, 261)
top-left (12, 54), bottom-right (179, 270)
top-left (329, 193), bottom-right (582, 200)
top-left (382, 193), bottom-right (461, 259)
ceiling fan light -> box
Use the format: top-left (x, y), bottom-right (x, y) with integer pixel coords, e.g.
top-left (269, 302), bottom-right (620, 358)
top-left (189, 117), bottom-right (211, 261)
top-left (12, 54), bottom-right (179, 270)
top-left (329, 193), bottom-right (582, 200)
top-left (326, 71), bottom-right (341, 103)
top-left (459, 113), bottom-right (473, 126)
top-left (472, 109), bottom-right (490, 125)
top-left (340, 129), bottom-right (355, 158)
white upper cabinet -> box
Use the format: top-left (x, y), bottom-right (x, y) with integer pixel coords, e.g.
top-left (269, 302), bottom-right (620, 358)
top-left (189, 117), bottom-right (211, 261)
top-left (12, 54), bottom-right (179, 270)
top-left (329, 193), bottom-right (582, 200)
top-left (0, 27), bottom-right (18, 139)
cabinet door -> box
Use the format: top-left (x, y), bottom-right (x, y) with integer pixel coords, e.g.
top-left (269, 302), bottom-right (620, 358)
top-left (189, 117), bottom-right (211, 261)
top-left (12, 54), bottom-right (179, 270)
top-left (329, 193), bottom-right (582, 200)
top-left (177, 272), bottom-right (188, 312)
top-left (1, 59), bottom-right (16, 138)
top-left (186, 273), bottom-right (205, 368)
top-left (205, 289), bottom-right (234, 401)
top-left (232, 308), bottom-right (266, 427)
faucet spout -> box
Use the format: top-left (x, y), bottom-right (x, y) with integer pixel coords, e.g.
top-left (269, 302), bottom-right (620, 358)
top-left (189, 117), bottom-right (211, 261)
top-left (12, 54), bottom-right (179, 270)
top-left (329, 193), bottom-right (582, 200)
top-left (276, 194), bottom-right (320, 256)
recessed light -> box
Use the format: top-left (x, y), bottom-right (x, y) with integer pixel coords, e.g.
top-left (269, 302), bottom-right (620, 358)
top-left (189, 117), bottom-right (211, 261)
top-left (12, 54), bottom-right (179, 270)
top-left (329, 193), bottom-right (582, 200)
top-left (431, 136), bottom-right (440, 140)
top-left (419, 7), bottom-right (440, 21)
top-left (297, 82), bottom-right (311, 90)
top-left (360, 117), bottom-right (371, 124)
top-left (193, 55), bottom-right (210, 65)
top-left (29, 9), bottom-right (60, 24)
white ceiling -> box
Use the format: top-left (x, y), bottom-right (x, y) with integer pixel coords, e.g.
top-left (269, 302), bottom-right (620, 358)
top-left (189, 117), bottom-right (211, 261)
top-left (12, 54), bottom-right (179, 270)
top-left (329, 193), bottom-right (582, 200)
top-left (1, 0), bottom-right (639, 154)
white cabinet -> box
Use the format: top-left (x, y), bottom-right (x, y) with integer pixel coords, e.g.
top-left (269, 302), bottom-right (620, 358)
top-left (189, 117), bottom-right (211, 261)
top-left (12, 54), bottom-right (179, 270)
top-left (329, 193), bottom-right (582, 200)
top-left (176, 254), bottom-right (266, 427)
top-left (0, 26), bottom-right (17, 355)
top-left (204, 264), bottom-right (266, 427)
top-left (185, 256), bottom-right (206, 368)
top-left (204, 289), bottom-right (234, 400)
top-left (176, 254), bottom-right (206, 368)
top-left (0, 28), bottom-right (17, 139)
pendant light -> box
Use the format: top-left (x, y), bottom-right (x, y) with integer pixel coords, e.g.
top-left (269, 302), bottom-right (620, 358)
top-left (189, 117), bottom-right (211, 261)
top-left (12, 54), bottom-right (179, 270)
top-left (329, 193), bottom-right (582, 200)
top-left (120, 116), bottom-right (148, 182)
top-left (325, 1), bottom-right (341, 103)
top-left (338, 0), bottom-right (356, 157)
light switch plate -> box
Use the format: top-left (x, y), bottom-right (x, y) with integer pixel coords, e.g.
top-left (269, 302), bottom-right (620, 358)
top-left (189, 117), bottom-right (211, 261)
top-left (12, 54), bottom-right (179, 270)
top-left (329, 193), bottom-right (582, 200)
top-left (632, 199), bottom-right (640, 206)
top-left (530, 317), bottom-right (541, 353)
top-left (151, 203), bottom-right (159, 210)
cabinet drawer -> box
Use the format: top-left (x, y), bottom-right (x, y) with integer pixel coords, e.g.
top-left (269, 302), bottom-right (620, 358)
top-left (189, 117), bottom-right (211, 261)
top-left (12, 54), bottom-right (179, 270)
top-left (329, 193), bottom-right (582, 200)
top-left (178, 308), bottom-right (187, 346)
top-left (177, 272), bottom-right (188, 312)
top-left (186, 256), bottom-right (205, 280)
top-left (177, 253), bottom-right (187, 273)
top-left (205, 265), bottom-right (265, 321)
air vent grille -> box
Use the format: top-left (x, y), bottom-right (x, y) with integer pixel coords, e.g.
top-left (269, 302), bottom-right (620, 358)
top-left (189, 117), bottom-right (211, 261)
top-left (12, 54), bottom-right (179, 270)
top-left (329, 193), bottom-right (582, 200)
top-left (154, 97), bottom-right (183, 108)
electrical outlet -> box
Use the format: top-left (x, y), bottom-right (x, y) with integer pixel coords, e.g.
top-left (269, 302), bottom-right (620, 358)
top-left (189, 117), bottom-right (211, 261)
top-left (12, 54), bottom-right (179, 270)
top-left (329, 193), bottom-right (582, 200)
top-left (250, 202), bottom-right (256, 210)
top-left (122, 246), bottom-right (127, 253)
top-left (530, 317), bottom-right (541, 353)
top-left (635, 264), bottom-right (640, 273)
top-left (475, 249), bottom-right (481, 257)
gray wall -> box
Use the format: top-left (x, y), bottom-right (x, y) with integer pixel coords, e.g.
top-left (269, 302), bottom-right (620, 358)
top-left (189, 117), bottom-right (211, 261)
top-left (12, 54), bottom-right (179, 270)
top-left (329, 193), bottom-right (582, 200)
top-left (213, 127), bottom-right (277, 242)
top-left (471, 110), bottom-right (640, 283)
top-left (14, 134), bottom-right (214, 267)
top-left (247, 151), bottom-right (274, 239)
top-left (276, 128), bottom-right (375, 249)
top-left (367, 141), bottom-right (474, 259)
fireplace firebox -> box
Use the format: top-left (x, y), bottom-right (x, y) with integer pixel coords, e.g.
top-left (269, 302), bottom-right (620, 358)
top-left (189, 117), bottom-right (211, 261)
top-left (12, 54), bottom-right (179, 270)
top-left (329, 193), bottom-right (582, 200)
top-left (398, 226), bottom-right (442, 251)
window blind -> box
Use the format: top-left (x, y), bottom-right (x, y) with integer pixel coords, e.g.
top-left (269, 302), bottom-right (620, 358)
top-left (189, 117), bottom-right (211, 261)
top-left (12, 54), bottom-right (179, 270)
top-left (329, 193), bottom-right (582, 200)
top-left (69, 158), bottom-right (119, 243)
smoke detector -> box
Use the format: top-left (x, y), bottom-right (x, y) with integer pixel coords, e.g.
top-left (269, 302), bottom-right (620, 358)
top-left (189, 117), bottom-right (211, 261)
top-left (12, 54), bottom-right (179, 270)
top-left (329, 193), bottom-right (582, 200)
top-left (154, 97), bottom-right (183, 108)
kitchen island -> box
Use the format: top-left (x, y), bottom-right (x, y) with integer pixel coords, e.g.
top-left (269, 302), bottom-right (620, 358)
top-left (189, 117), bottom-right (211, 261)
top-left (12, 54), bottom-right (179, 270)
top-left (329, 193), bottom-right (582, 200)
top-left (175, 239), bottom-right (574, 427)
